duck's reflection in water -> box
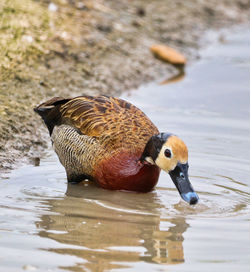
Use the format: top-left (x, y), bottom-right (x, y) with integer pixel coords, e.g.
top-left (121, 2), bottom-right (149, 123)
top-left (36, 182), bottom-right (189, 271)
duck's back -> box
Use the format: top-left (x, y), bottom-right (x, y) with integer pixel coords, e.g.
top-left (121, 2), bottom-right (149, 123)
top-left (59, 95), bottom-right (158, 150)
top-left (34, 95), bottom-right (159, 188)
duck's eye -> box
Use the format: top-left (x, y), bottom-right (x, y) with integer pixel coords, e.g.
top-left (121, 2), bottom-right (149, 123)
top-left (164, 149), bottom-right (172, 158)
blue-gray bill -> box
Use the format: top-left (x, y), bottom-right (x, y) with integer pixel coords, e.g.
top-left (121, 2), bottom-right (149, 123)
top-left (169, 162), bottom-right (199, 205)
top-left (181, 191), bottom-right (199, 205)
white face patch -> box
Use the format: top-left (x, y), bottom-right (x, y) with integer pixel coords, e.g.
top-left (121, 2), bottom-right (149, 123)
top-left (155, 144), bottom-right (177, 172)
top-left (149, 135), bottom-right (189, 172)
top-left (162, 145), bottom-right (173, 159)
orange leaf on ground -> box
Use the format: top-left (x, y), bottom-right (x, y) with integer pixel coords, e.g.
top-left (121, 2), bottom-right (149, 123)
top-left (150, 45), bottom-right (186, 65)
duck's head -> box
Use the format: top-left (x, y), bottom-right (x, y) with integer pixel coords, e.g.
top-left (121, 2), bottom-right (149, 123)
top-left (141, 133), bottom-right (199, 205)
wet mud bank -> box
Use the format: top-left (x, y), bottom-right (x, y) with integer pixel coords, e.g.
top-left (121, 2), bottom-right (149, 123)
top-left (1, 0), bottom-right (250, 172)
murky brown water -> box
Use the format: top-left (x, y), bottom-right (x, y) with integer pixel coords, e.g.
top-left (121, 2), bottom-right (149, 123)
top-left (1, 26), bottom-right (250, 271)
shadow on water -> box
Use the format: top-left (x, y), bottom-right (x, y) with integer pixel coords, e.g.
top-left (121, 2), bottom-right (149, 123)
top-left (159, 67), bottom-right (185, 85)
top-left (36, 183), bottom-right (188, 271)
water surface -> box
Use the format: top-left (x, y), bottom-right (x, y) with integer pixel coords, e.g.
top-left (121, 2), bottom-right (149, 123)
top-left (1, 26), bottom-right (250, 271)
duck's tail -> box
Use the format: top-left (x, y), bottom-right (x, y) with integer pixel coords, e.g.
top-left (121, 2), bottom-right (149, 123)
top-left (34, 97), bottom-right (71, 135)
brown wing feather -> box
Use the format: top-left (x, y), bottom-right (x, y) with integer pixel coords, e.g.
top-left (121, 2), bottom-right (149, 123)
top-left (60, 95), bottom-right (159, 151)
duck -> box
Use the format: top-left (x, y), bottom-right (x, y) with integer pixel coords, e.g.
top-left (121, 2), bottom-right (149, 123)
top-left (34, 95), bottom-right (199, 205)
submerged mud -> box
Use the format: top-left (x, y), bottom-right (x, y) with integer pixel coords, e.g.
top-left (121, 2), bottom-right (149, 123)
top-left (1, 0), bottom-right (250, 171)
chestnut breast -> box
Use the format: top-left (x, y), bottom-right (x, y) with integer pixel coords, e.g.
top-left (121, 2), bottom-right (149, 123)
top-left (94, 151), bottom-right (160, 192)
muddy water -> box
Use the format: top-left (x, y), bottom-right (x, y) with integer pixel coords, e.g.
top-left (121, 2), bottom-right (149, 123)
top-left (1, 27), bottom-right (250, 271)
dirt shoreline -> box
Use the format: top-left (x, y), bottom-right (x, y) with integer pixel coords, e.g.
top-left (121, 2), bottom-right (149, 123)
top-left (1, 0), bottom-right (250, 173)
